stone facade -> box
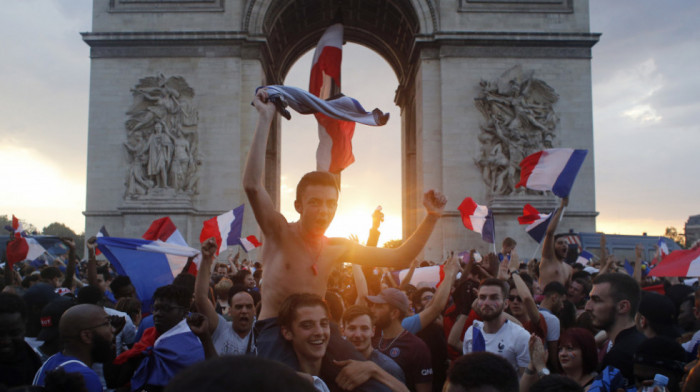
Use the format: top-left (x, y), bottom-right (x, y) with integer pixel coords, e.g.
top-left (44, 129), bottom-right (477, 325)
top-left (83, 0), bottom-right (598, 260)
top-left (686, 215), bottom-right (700, 247)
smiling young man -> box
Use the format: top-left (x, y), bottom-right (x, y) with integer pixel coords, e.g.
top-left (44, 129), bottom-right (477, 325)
top-left (245, 87), bottom-right (447, 375)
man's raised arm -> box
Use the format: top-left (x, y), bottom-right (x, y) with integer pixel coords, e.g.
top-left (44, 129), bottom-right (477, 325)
top-left (243, 88), bottom-right (286, 236)
top-left (344, 190), bottom-right (446, 269)
top-left (194, 238), bottom-right (220, 334)
top-left (541, 197), bottom-right (567, 262)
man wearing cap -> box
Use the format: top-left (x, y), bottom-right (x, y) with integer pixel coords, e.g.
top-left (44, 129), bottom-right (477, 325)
top-left (368, 288), bottom-right (433, 392)
top-left (635, 292), bottom-right (682, 339)
top-left (35, 297), bottom-right (75, 362)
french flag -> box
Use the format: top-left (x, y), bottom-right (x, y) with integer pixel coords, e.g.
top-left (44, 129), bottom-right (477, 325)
top-left (200, 204), bottom-right (245, 256)
top-left (525, 209), bottom-right (557, 244)
top-left (518, 204), bottom-right (545, 225)
top-left (516, 148), bottom-right (588, 198)
top-left (6, 215), bottom-right (29, 267)
top-left (393, 265), bottom-right (446, 288)
top-left (239, 235), bottom-right (262, 253)
top-left (96, 237), bottom-right (200, 312)
top-left (458, 197), bottom-right (495, 243)
top-left (575, 250), bottom-right (594, 266)
top-left (657, 237), bottom-right (670, 260)
top-left (309, 22), bottom-right (356, 174)
top-left (95, 225), bottom-right (109, 256)
top-left (143, 217), bottom-right (189, 247)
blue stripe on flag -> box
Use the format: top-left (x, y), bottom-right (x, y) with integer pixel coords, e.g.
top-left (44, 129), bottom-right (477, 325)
top-left (226, 204), bottom-right (245, 246)
top-left (551, 149), bottom-right (587, 198)
top-left (481, 210), bottom-right (495, 244)
top-left (472, 326), bottom-right (486, 352)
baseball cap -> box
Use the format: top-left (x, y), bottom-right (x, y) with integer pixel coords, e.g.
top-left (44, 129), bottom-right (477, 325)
top-left (366, 288), bottom-right (410, 314)
top-left (37, 297), bottom-right (74, 342)
top-left (638, 292), bottom-right (682, 339)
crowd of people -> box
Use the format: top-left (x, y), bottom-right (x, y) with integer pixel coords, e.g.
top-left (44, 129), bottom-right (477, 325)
top-left (2, 88), bottom-right (700, 392)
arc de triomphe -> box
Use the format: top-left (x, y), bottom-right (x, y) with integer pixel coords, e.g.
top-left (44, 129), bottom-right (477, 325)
top-left (83, 0), bottom-right (598, 260)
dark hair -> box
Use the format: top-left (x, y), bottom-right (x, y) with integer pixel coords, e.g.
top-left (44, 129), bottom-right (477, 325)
top-left (592, 273), bottom-right (641, 316)
top-left (342, 305), bottom-right (374, 326)
top-left (559, 327), bottom-right (598, 374)
top-left (115, 297), bottom-right (142, 321)
top-left (153, 284), bottom-right (191, 309)
top-left (227, 285), bottom-right (258, 306)
top-left (0, 292), bottom-right (27, 320)
top-left (96, 266), bottom-right (111, 281)
top-left (232, 269), bottom-right (252, 286)
top-left (278, 293), bottom-right (328, 330)
top-left (22, 274), bottom-right (40, 288)
top-left (40, 267), bottom-right (63, 281)
top-left (295, 171), bottom-right (339, 202)
top-left (110, 275), bottom-right (133, 294)
top-left (480, 278), bottom-right (509, 298)
top-left (530, 375), bottom-right (583, 392)
top-left (502, 237), bottom-right (517, 248)
top-left (77, 285), bottom-right (104, 305)
top-left (411, 287), bottom-right (436, 310)
top-left (164, 356), bottom-right (316, 392)
top-left (543, 281), bottom-right (566, 296)
top-left (447, 352), bottom-right (519, 392)
top-left (173, 273), bottom-right (196, 299)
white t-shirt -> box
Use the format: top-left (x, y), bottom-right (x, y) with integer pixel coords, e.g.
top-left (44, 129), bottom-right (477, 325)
top-left (211, 314), bottom-right (256, 355)
top-left (538, 307), bottom-right (561, 342)
top-left (463, 319), bottom-right (530, 370)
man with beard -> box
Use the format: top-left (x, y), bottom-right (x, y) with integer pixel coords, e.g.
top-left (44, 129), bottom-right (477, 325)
top-left (195, 246), bottom-right (257, 355)
top-left (33, 304), bottom-right (114, 392)
top-left (0, 293), bottom-right (42, 388)
top-left (463, 278), bottom-right (531, 376)
top-left (584, 273), bottom-right (645, 382)
top-left (108, 285), bottom-right (205, 391)
top-left (539, 197), bottom-right (572, 288)
top-left (368, 288), bottom-right (432, 392)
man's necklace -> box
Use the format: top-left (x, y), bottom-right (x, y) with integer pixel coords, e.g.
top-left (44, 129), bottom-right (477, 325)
top-left (377, 329), bottom-right (406, 352)
top-left (298, 225), bottom-right (323, 276)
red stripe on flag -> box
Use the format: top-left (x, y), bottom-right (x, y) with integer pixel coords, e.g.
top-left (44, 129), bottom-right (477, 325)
top-left (457, 197), bottom-right (479, 230)
top-left (516, 151), bottom-right (544, 188)
top-left (316, 114), bottom-right (356, 173)
top-left (518, 204), bottom-right (541, 225)
top-left (309, 47), bottom-right (342, 97)
top-left (143, 217), bottom-right (177, 242)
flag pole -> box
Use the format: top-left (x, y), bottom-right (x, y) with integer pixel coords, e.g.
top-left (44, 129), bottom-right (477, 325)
top-left (491, 215), bottom-right (497, 254)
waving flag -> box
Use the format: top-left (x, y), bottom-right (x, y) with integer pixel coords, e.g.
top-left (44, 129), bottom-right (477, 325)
top-left (656, 237), bottom-right (670, 260)
top-left (309, 23), bottom-right (356, 174)
top-left (458, 197), bottom-right (495, 243)
top-left (525, 209), bottom-right (557, 244)
top-left (516, 148), bottom-right (588, 198)
top-left (6, 215), bottom-right (29, 266)
top-left (648, 246), bottom-right (700, 277)
top-left (518, 204), bottom-right (545, 225)
top-left (391, 265), bottom-right (446, 288)
top-left (200, 204), bottom-right (245, 256)
top-left (94, 225), bottom-right (110, 256)
top-left (575, 250), bottom-right (594, 266)
top-left (96, 237), bottom-right (200, 311)
top-left (143, 217), bottom-right (188, 247)
top-left (239, 235), bottom-right (262, 253)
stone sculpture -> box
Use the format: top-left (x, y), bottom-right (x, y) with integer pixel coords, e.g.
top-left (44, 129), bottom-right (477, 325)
top-left (123, 74), bottom-right (200, 199)
top-left (474, 65), bottom-right (559, 195)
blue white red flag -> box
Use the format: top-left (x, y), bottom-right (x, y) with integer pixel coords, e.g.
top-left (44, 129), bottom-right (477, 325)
top-left (458, 197), bottom-right (495, 244)
top-left (656, 237), bottom-right (670, 260)
top-left (200, 204), bottom-right (245, 256)
top-left (525, 209), bottom-right (557, 244)
top-left (94, 225), bottom-right (110, 256)
top-left (130, 320), bottom-right (204, 390)
top-left (648, 246), bottom-right (700, 277)
top-left (575, 250), bottom-right (594, 266)
top-left (96, 237), bottom-right (200, 311)
top-left (310, 23), bottom-right (356, 174)
top-left (517, 204), bottom-right (545, 225)
top-left (143, 217), bottom-right (188, 247)
top-left (6, 215), bottom-right (29, 267)
top-left (394, 265), bottom-right (446, 288)
top-left (516, 148), bottom-right (588, 198)
top-left (239, 235), bottom-right (262, 253)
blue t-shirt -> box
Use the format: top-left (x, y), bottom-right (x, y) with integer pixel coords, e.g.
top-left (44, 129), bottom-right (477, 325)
top-left (33, 352), bottom-right (103, 392)
top-left (401, 313), bottom-right (422, 334)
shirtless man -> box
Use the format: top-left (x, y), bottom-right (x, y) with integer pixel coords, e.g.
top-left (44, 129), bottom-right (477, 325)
top-left (244, 88), bottom-right (446, 370)
top-left (539, 197), bottom-right (572, 288)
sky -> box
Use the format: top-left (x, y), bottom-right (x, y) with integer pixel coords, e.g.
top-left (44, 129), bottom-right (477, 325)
top-left (0, 1), bottom-right (698, 244)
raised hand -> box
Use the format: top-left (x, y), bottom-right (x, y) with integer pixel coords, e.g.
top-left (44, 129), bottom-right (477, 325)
top-left (201, 237), bottom-right (218, 260)
top-left (252, 88), bottom-right (276, 119)
top-left (423, 190), bottom-right (447, 216)
top-left (186, 312), bottom-right (210, 339)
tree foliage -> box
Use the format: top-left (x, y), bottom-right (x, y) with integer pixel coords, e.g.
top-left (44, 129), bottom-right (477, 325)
top-left (664, 226), bottom-right (686, 248)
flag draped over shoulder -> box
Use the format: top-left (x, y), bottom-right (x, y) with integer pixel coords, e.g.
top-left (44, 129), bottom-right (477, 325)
top-left (516, 148), bottom-right (587, 198)
top-left (96, 237), bottom-right (200, 312)
top-left (263, 85), bottom-right (390, 127)
top-left (458, 197), bottom-right (495, 244)
top-left (309, 23), bottom-right (357, 174)
top-left (200, 204), bottom-right (245, 256)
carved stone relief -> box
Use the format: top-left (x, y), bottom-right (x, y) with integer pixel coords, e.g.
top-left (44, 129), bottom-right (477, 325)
top-left (123, 74), bottom-right (201, 200)
top-left (474, 65), bottom-right (559, 196)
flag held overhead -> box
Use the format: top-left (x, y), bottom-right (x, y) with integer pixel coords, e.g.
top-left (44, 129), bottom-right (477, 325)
top-left (516, 148), bottom-right (588, 198)
top-left (458, 197), bottom-right (495, 244)
top-left (200, 204), bottom-right (245, 256)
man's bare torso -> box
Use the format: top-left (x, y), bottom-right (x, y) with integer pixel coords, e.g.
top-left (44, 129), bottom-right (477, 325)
top-left (258, 221), bottom-right (347, 320)
top-left (539, 258), bottom-right (572, 288)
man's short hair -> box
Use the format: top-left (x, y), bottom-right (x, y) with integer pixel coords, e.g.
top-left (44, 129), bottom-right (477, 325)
top-left (227, 285), bottom-right (259, 306)
top-left (278, 293), bottom-right (328, 330)
top-left (554, 233), bottom-right (568, 242)
top-left (153, 284), bottom-right (191, 309)
top-left (96, 266), bottom-right (111, 281)
top-left (173, 273), bottom-right (196, 299)
top-left (110, 275), bottom-right (133, 294)
top-left (543, 281), bottom-right (566, 297)
top-left (342, 305), bottom-right (374, 326)
top-left (232, 269), bottom-right (252, 286)
top-left (115, 297), bottom-right (142, 321)
top-left (40, 267), bottom-right (63, 281)
top-left (592, 272), bottom-right (641, 316)
top-left (447, 352), bottom-right (519, 392)
top-left (480, 278), bottom-right (509, 298)
top-left (502, 237), bottom-right (517, 248)
top-left (77, 285), bottom-right (104, 305)
top-left (295, 171), bottom-right (339, 202)
top-left (411, 287), bottom-right (436, 309)
top-left (0, 293), bottom-right (27, 320)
